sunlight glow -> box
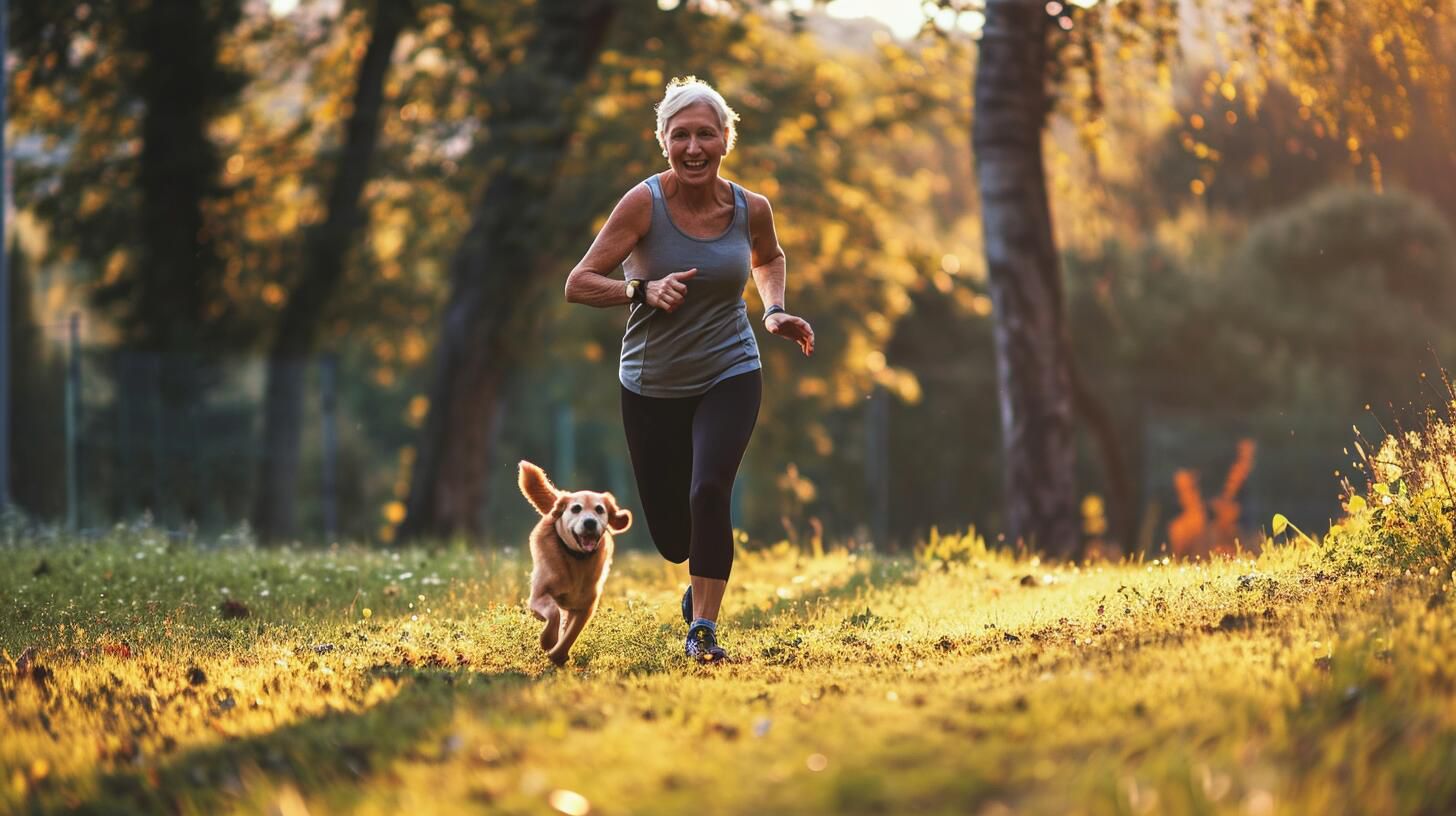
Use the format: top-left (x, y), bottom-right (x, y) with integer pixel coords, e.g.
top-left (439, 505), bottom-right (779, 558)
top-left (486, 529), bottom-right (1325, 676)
top-left (817, 0), bottom-right (989, 39)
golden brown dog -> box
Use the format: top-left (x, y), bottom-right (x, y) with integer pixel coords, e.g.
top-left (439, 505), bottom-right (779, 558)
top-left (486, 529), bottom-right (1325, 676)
top-left (518, 460), bottom-right (632, 666)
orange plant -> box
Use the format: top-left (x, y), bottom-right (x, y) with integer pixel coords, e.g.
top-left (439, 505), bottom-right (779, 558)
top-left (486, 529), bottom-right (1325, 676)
top-left (1168, 439), bottom-right (1257, 557)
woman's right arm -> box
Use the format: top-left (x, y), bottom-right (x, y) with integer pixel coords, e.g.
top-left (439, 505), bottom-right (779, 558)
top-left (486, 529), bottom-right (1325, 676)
top-left (564, 184), bottom-right (653, 307)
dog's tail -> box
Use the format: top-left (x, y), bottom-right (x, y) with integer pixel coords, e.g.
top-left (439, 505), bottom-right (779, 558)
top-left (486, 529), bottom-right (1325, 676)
top-left (518, 460), bottom-right (559, 516)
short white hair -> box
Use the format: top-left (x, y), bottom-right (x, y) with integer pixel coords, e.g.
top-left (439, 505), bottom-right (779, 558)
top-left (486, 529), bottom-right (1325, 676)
top-left (654, 76), bottom-right (739, 158)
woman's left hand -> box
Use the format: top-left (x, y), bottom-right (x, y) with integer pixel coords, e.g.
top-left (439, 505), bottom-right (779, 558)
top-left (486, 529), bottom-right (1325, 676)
top-left (766, 313), bottom-right (815, 356)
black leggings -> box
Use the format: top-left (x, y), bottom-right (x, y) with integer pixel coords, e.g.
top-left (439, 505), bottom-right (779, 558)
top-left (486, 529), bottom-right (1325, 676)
top-left (620, 369), bottom-right (761, 581)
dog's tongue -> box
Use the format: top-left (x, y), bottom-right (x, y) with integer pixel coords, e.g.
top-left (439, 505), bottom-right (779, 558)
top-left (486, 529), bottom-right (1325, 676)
top-left (578, 533), bottom-right (600, 551)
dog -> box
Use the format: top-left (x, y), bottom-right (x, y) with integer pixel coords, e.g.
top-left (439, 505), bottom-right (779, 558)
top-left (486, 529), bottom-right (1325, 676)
top-left (518, 460), bottom-right (632, 666)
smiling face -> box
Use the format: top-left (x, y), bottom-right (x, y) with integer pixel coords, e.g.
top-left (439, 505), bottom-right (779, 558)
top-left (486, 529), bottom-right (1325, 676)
top-left (554, 490), bottom-right (631, 554)
top-left (664, 102), bottom-right (725, 185)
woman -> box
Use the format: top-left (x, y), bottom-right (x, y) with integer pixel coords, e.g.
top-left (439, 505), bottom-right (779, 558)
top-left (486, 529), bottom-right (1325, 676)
top-left (564, 76), bottom-right (814, 663)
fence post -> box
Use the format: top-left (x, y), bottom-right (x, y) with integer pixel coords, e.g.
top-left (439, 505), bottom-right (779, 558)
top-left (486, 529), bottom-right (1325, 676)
top-left (65, 313), bottom-right (80, 531)
top-left (320, 354), bottom-right (338, 542)
top-left (865, 386), bottom-right (890, 548)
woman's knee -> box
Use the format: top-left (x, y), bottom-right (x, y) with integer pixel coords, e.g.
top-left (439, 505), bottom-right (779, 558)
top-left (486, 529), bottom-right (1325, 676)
top-left (689, 478), bottom-right (731, 513)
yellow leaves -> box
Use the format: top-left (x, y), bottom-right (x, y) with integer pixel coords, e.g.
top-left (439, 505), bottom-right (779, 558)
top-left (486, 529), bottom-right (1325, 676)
top-left (373, 224), bottom-right (405, 261)
top-left (629, 68), bottom-right (663, 88)
top-left (1271, 513), bottom-right (1289, 536)
top-left (796, 377), bottom-right (828, 398)
top-left (404, 395), bottom-right (429, 428)
top-left (777, 463), bottom-right (817, 504)
top-left (772, 120), bottom-right (806, 149)
top-left (78, 188), bottom-right (109, 219)
top-left (103, 250), bottom-right (130, 285)
top-left (807, 421), bottom-right (834, 456)
top-left (214, 113), bottom-right (244, 141)
top-left (819, 222), bottom-right (847, 258)
top-left (1346, 495), bottom-right (1368, 513)
top-left (383, 501), bottom-right (406, 524)
top-left (1082, 494), bottom-right (1108, 536)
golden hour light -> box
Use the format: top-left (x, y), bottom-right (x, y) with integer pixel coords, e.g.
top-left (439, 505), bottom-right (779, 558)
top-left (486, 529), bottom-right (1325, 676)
top-left (7, 0), bottom-right (1456, 812)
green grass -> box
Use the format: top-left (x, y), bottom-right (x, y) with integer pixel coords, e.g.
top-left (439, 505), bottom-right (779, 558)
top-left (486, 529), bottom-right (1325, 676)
top-left (3, 508), bottom-right (1455, 814)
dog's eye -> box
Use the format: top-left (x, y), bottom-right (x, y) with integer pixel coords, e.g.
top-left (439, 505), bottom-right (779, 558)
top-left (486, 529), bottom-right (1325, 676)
top-left (595, 505), bottom-right (605, 515)
top-left (570, 504), bottom-right (582, 514)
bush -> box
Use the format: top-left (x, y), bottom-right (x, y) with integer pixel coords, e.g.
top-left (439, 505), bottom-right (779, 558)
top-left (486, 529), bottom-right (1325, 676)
top-left (1323, 411), bottom-right (1456, 574)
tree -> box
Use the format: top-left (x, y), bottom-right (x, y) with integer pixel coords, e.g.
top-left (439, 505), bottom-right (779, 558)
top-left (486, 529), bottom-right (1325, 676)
top-left (253, 0), bottom-right (417, 542)
top-left (400, 0), bottom-right (619, 539)
top-left (972, 0), bottom-right (1078, 556)
top-left (13, 0), bottom-right (246, 522)
top-left (6, 244), bottom-right (65, 518)
top-left (969, 0), bottom-right (1455, 558)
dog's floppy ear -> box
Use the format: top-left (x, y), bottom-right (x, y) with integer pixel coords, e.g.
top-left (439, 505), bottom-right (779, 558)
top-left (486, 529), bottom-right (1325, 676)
top-left (518, 460), bottom-right (559, 516)
top-left (550, 494), bottom-right (572, 521)
top-left (603, 492), bottom-right (633, 534)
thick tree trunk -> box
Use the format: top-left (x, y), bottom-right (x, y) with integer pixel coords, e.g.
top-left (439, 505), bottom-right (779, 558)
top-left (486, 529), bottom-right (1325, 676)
top-left (399, 0), bottom-right (618, 540)
top-left (124, 1), bottom-right (241, 524)
top-left (972, 0), bottom-right (1079, 558)
top-left (253, 0), bottom-right (412, 542)
top-left (131, 1), bottom-right (227, 352)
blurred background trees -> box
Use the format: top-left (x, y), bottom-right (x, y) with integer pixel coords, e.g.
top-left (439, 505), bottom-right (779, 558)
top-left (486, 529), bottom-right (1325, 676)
top-left (6, 0), bottom-right (1456, 556)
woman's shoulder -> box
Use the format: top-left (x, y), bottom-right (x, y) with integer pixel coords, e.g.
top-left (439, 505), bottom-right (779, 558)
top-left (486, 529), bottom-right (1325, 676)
top-left (598, 180), bottom-right (655, 239)
top-left (729, 182), bottom-right (775, 227)
top-left (615, 179), bottom-right (656, 216)
top-left (724, 178), bottom-right (773, 216)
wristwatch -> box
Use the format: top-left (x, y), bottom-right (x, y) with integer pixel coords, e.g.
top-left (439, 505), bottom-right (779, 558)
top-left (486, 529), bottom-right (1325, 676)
top-left (764, 304), bottom-right (786, 323)
top-left (625, 278), bottom-right (645, 305)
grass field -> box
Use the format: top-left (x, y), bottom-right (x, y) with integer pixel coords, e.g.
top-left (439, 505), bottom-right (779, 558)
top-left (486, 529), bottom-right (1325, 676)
top-left (3, 468), bottom-right (1455, 813)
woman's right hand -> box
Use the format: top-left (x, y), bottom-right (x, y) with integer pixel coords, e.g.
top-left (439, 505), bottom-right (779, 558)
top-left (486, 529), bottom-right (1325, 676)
top-left (645, 268), bottom-right (697, 313)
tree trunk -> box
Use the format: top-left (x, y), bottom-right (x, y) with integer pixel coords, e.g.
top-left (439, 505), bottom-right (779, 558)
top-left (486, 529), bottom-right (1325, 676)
top-left (253, 0), bottom-right (413, 542)
top-left (399, 0), bottom-right (618, 540)
top-left (130, 1), bottom-right (231, 353)
top-left (124, 1), bottom-right (242, 525)
top-left (972, 0), bottom-right (1079, 558)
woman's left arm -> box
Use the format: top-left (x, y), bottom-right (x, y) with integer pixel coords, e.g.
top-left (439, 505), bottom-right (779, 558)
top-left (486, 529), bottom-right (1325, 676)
top-left (748, 192), bottom-right (814, 357)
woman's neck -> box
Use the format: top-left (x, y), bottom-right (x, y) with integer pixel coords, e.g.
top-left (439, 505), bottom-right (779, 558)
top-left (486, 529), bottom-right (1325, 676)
top-left (663, 171), bottom-right (725, 210)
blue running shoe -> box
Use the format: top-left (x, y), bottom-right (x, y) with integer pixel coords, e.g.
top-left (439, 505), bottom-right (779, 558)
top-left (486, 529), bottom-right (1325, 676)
top-left (685, 623), bottom-right (728, 663)
top-left (681, 585), bottom-right (693, 625)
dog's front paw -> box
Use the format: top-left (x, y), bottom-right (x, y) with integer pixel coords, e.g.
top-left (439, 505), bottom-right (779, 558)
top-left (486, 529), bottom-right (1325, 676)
top-left (547, 649), bottom-right (570, 667)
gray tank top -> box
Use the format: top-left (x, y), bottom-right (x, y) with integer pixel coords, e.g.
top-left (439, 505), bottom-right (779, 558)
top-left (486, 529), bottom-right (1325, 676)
top-left (619, 175), bottom-right (761, 397)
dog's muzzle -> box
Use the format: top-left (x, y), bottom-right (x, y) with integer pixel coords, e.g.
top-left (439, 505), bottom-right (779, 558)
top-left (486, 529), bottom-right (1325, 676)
top-left (572, 519), bottom-right (602, 552)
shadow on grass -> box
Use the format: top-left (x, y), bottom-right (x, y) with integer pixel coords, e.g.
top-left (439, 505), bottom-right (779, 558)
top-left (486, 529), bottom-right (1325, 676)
top-left (61, 665), bottom-right (537, 815)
